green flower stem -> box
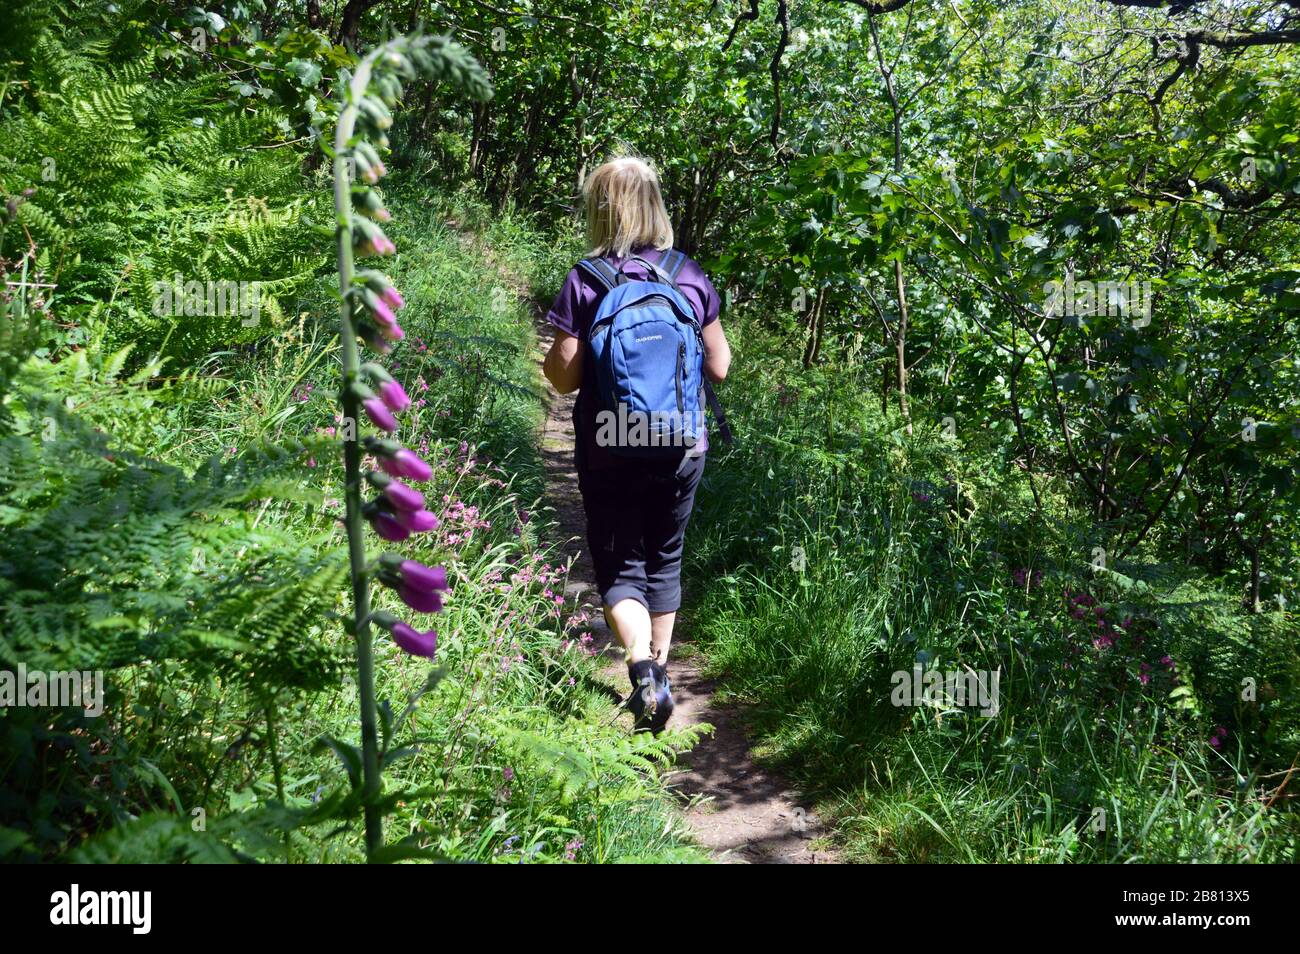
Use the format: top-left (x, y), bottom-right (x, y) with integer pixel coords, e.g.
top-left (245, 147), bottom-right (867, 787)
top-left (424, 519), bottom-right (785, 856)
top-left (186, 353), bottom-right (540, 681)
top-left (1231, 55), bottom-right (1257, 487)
top-left (334, 54), bottom-right (382, 861)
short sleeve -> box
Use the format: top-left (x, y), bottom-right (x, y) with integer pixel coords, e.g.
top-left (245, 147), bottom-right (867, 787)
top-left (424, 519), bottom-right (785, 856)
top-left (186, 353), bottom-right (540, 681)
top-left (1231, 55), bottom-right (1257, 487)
top-left (674, 257), bottom-right (721, 327)
top-left (545, 267), bottom-right (586, 338)
top-left (697, 270), bottom-right (722, 326)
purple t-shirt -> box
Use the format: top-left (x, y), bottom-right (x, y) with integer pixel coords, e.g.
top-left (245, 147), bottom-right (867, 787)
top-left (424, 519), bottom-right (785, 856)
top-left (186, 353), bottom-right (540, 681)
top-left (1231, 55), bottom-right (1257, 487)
top-left (545, 246), bottom-right (721, 471)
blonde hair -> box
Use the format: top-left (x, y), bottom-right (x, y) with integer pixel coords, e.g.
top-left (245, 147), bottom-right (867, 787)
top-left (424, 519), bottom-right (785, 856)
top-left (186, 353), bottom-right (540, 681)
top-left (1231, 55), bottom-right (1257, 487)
top-left (582, 154), bottom-right (674, 259)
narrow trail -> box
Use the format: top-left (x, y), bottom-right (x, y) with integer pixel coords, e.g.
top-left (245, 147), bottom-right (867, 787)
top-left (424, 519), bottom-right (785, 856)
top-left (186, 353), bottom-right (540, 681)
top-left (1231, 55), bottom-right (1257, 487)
top-left (533, 316), bottom-right (839, 864)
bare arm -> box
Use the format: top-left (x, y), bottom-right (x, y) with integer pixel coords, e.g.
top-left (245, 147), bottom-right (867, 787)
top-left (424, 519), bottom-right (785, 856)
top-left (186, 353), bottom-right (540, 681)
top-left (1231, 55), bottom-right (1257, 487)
top-left (543, 329), bottom-right (583, 394)
top-left (702, 319), bottom-right (731, 383)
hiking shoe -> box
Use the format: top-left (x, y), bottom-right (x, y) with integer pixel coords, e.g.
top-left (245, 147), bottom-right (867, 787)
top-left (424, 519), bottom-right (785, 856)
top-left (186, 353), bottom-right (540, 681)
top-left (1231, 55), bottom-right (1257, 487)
top-left (626, 660), bottom-right (659, 732)
top-left (647, 661), bottom-right (674, 733)
top-left (626, 660), bottom-right (655, 730)
top-left (626, 660), bottom-right (675, 733)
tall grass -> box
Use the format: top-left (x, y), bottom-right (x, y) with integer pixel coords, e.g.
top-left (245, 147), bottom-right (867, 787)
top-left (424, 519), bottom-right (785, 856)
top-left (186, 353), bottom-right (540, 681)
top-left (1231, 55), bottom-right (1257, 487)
top-left (685, 318), bottom-right (1299, 863)
top-left (5, 180), bottom-right (704, 862)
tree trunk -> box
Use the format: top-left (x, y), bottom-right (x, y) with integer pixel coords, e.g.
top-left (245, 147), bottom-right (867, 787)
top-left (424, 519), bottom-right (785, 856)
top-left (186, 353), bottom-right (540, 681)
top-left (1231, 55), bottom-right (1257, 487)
top-left (417, 81), bottom-right (436, 136)
top-left (261, 0), bottom-right (281, 35)
top-left (892, 258), bottom-right (910, 430)
top-left (802, 287), bottom-right (826, 368)
top-left (870, 13), bottom-right (912, 433)
top-left (569, 56), bottom-right (587, 197)
top-left (469, 101), bottom-right (486, 178)
top-left (1248, 542), bottom-right (1262, 613)
top-left (338, 0), bottom-right (384, 52)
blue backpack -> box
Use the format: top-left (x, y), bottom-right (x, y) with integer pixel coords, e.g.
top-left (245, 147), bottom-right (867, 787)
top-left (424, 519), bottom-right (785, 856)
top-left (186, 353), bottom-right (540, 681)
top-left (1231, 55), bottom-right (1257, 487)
top-left (577, 249), bottom-right (729, 458)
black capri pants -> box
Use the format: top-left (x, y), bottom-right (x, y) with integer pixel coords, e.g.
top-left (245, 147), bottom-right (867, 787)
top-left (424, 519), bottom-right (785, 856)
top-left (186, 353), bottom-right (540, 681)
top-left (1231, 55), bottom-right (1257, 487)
top-left (577, 451), bottom-right (706, 613)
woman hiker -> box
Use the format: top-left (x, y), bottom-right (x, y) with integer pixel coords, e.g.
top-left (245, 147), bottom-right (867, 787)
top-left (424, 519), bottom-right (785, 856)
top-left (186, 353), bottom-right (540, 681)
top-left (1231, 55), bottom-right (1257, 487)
top-left (542, 154), bottom-right (732, 732)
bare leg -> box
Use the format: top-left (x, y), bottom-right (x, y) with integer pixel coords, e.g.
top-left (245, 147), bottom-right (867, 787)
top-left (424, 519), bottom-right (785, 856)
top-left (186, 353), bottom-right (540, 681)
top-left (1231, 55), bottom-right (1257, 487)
top-left (650, 610), bottom-right (676, 663)
top-left (604, 598), bottom-right (652, 663)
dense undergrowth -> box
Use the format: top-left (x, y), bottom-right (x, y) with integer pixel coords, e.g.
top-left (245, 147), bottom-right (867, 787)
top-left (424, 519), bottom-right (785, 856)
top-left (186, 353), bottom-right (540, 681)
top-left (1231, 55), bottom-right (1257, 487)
top-left (1, 180), bottom-right (705, 862)
top-left (685, 316), bottom-right (1299, 862)
top-left (0, 7), bottom-right (703, 862)
top-left (4, 0), bottom-right (1298, 866)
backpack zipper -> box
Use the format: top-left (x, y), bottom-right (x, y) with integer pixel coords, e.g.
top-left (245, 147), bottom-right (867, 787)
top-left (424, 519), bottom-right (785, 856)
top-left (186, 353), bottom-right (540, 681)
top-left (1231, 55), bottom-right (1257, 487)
top-left (676, 342), bottom-right (685, 413)
top-left (589, 293), bottom-right (699, 333)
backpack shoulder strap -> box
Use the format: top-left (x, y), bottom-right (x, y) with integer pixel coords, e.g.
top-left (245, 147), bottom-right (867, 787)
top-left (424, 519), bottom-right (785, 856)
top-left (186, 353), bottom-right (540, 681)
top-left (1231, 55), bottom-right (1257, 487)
top-left (627, 254), bottom-right (677, 287)
top-left (703, 378), bottom-right (733, 445)
top-left (577, 257), bottom-right (623, 293)
top-left (660, 249), bottom-right (689, 282)
top-left (626, 251), bottom-right (702, 326)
